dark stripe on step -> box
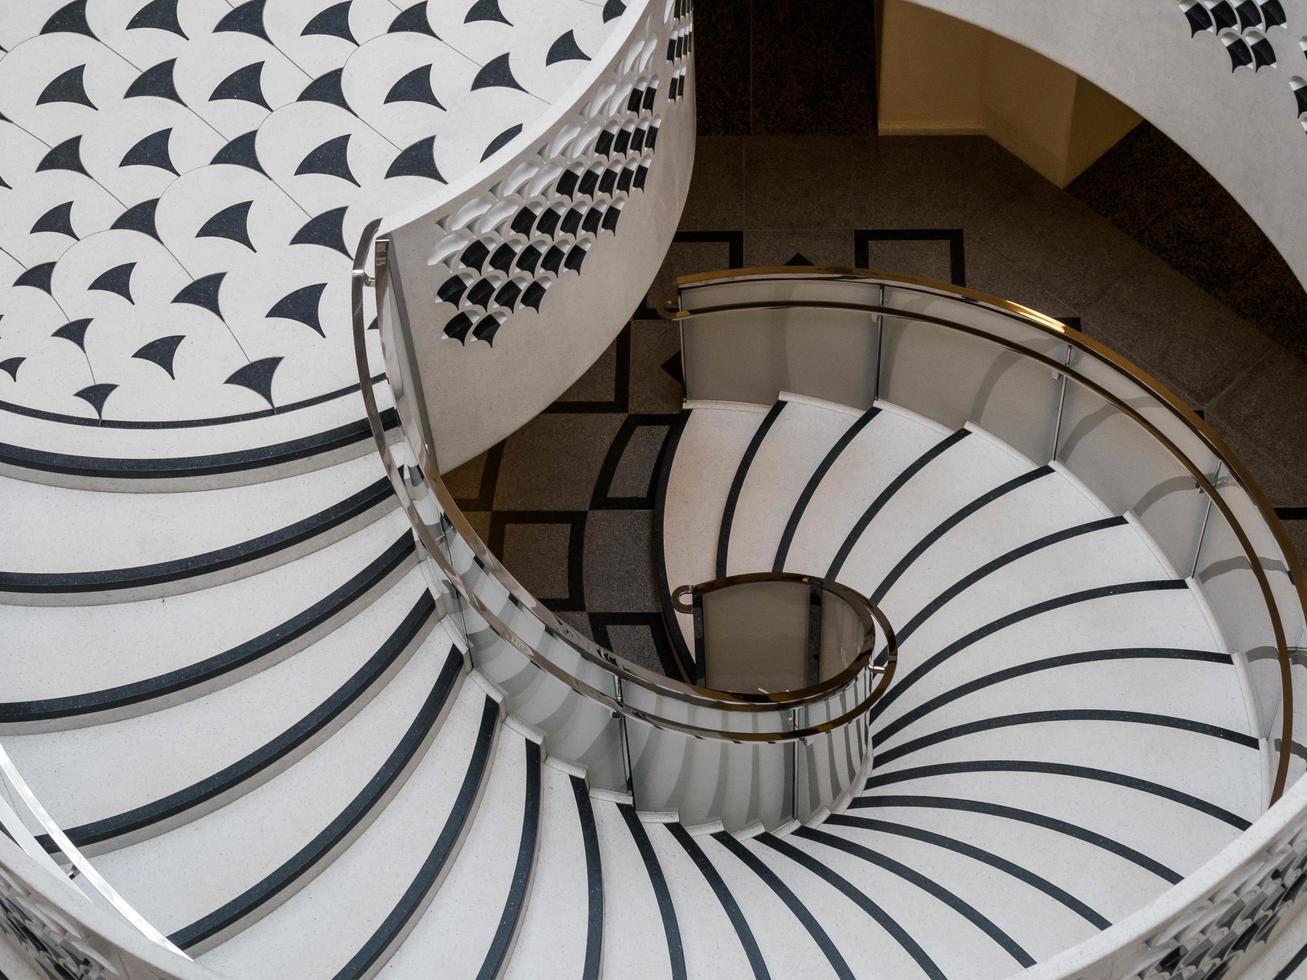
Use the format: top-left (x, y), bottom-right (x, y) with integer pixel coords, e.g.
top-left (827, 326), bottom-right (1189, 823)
top-left (668, 825), bottom-right (770, 979)
top-left (0, 534), bottom-right (416, 725)
top-left (479, 740), bottom-right (542, 979)
top-left (875, 708), bottom-right (1259, 768)
top-left (0, 477), bottom-right (394, 595)
top-left (717, 401), bottom-right (787, 579)
top-left (870, 466), bottom-right (1054, 604)
top-left (758, 833), bottom-right (946, 980)
top-left (620, 807), bottom-right (687, 980)
top-left (712, 832), bottom-right (854, 980)
top-left (335, 696), bottom-right (499, 979)
top-left (892, 516), bottom-right (1128, 647)
top-left (796, 826), bottom-right (1035, 967)
top-left (0, 410), bottom-right (399, 481)
top-left (824, 813), bottom-right (1111, 930)
top-left (852, 795), bottom-right (1182, 883)
top-left (571, 776), bottom-right (604, 980)
top-left (869, 579), bottom-right (1189, 722)
top-left (1274, 937), bottom-right (1307, 980)
top-left (773, 407), bottom-right (880, 573)
top-left (865, 759), bottom-right (1252, 830)
top-left (170, 645), bottom-right (465, 950)
top-left (652, 410), bottom-right (695, 681)
top-left (826, 429), bottom-right (971, 581)
top-left (42, 591), bottom-right (435, 852)
top-left (874, 647), bottom-right (1233, 744)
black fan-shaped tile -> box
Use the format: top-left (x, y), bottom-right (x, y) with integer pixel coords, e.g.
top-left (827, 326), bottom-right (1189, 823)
top-left (196, 200), bottom-right (256, 250)
top-left (225, 356), bottom-right (281, 406)
top-left (214, 0), bottom-right (269, 41)
top-left (466, 278), bottom-right (495, 309)
top-left (37, 65), bottom-right (96, 109)
top-left (0, 357), bottom-right (23, 381)
top-left (1184, 2), bottom-right (1214, 33)
top-left (211, 62), bottom-right (270, 109)
top-left (120, 128), bottom-right (177, 173)
top-left (444, 311), bottom-right (474, 342)
top-left (0, 175), bottom-right (10, 190)
top-left (521, 280), bottom-right (546, 310)
top-left (127, 0), bottom-right (186, 37)
top-left (53, 317), bottom-right (93, 349)
top-left (389, 3), bottom-right (436, 36)
top-left (296, 134), bottom-right (358, 184)
top-left (1294, 84), bottom-right (1307, 115)
top-left (546, 30), bottom-right (589, 65)
top-left (1260, 0), bottom-right (1287, 28)
top-left (386, 136), bottom-right (445, 180)
top-left (488, 243), bottom-right (515, 272)
top-left (437, 275), bottom-right (468, 304)
top-left (303, 2), bottom-right (356, 43)
top-left (482, 123), bottom-right (522, 161)
top-left (173, 272), bottom-right (226, 317)
top-left (267, 282), bottom-right (328, 335)
top-left (601, 205), bottom-right (621, 232)
top-left (1250, 36), bottom-right (1276, 68)
top-left (41, 0), bottom-right (95, 38)
top-left (472, 53), bottom-right (525, 92)
top-left (125, 59), bottom-right (183, 103)
top-left (14, 263), bottom-right (57, 293)
top-left (31, 201), bottom-right (78, 239)
top-left (211, 130), bottom-right (265, 173)
top-left (132, 334), bottom-right (184, 377)
top-left (460, 240), bottom-right (490, 271)
top-left (472, 314), bottom-right (502, 344)
top-left (290, 207), bottom-right (350, 255)
top-left (1210, 1), bottom-right (1238, 30)
top-left (564, 244), bottom-right (587, 273)
top-left (1226, 37), bottom-right (1254, 70)
top-left (89, 263), bottom-right (136, 302)
top-left (465, 0), bottom-right (511, 25)
top-left (602, 0), bottom-right (626, 23)
top-left (1236, 0), bottom-right (1262, 30)
top-left (494, 280), bottom-right (520, 309)
top-left (37, 136), bottom-right (90, 176)
top-left (299, 68), bottom-right (351, 111)
top-left (385, 65), bottom-right (444, 108)
top-left (74, 383), bottom-right (117, 418)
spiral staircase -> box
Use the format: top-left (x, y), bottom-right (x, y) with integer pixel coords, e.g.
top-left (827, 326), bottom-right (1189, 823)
top-left (3, 1), bottom-right (1307, 979)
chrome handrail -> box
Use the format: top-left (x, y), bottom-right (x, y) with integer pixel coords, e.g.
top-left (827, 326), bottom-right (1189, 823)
top-left (671, 265), bottom-right (1306, 804)
top-left (351, 226), bottom-right (898, 743)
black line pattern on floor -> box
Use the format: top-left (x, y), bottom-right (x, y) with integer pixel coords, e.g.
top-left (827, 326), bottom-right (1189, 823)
top-left (717, 400), bottom-right (786, 578)
top-left (570, 776), bottom-right (605, 980)
top-left (479, 740), bottom-right (542, 979)
top-left (620, 806), bottom-right (687, 980)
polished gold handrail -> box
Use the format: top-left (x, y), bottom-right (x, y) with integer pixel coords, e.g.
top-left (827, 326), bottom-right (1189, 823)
top-left (672, 266), bottom-right (1306, 803)
top-left (351, 225), bottom-right (898, 742)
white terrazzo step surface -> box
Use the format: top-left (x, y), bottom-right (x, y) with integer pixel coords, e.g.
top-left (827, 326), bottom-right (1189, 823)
top-left (0, 507), bottom-right (412, 711)
top-left (0, 569), bottom-right (431, 834)
top-left (86, 631), bottom-right (461, 942)
top-left (378, 709), bottom-right (529, 977)
top-left (0, 452), bottom-right (389, 575)
top-left (724, 395), bottom-right (865, 577)
top-left (503, 762), bottom-right (591, 980)
top-left (592, 799), bottom-right (678, 980)
top-left (662, 402), bottom-right (769, 646)
top-left (197, 676), bottom-right (492, 979)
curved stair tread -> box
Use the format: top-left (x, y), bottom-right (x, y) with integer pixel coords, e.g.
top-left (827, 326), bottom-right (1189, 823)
top-left (722, 396), bottom-right (868, 578)
top-left (661, 402), bottom-right (771, 649)
top-left (503, 765), bottom-right (595, 980)
top-left (196, 683), bottom-right (497, 979)
top-left (780, 402), bottom-right (948, 576)
top-left (85, 635), bottom-right (463, 946)
top-left (2, 572), bottom-right (433, 843)
top-left (0, 509), bottom-right (413, 716)
top-left (0, 453), bottom-right (386, 575)
top-left (377, 711), bottom-right (533, 977)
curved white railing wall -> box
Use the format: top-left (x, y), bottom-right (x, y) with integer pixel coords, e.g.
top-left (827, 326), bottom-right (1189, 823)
top-left (900, 0), bottom-right (1307, 291)
top-left (379, 0), bottom-right (696, 471)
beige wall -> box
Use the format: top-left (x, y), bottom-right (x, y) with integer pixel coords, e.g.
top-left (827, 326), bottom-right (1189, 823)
top-left (877, 0), bottom-right (1142, 186)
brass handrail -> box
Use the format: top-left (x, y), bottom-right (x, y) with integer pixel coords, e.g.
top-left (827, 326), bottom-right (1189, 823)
top-left (351, 225), bottom-right (899, 742)
top-left (672, 266), bottom-right (1306, 803)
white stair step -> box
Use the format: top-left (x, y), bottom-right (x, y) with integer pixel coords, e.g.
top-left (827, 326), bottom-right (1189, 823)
top-left (0, 508), bottom-right (413, 721)
top-left (88, 632), bottom-right (463, 946)
top-left (504, 764), bottom-right (593, 980)
top-left (379, 718), bottom-right (532, 977)
top-left (0, 452), bottom-right (387, 575)
top-left (0, 570), bottom-right (432, 840)
top-left (644, 822), bottom-right (759, 980)
top-left (196, 682), bottom-right (496, 979)
top-left (781, 403), bottom-right (947, 577)
top-left (662, 403), bottom-right (769, 646)
top-left (592, 800), bottom-right (679, 980)
top-left (724, 397), bottom-right (866, 577)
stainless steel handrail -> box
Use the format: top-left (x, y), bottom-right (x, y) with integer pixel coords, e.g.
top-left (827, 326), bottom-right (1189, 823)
top-left (672, 265), bottom-right (1307, 804)
top-left (351, 225), bottom-right (899, 743)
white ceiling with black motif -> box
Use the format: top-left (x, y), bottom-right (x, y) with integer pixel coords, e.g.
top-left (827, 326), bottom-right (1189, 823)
top-left (0, 0), bottom-right (624, 424)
